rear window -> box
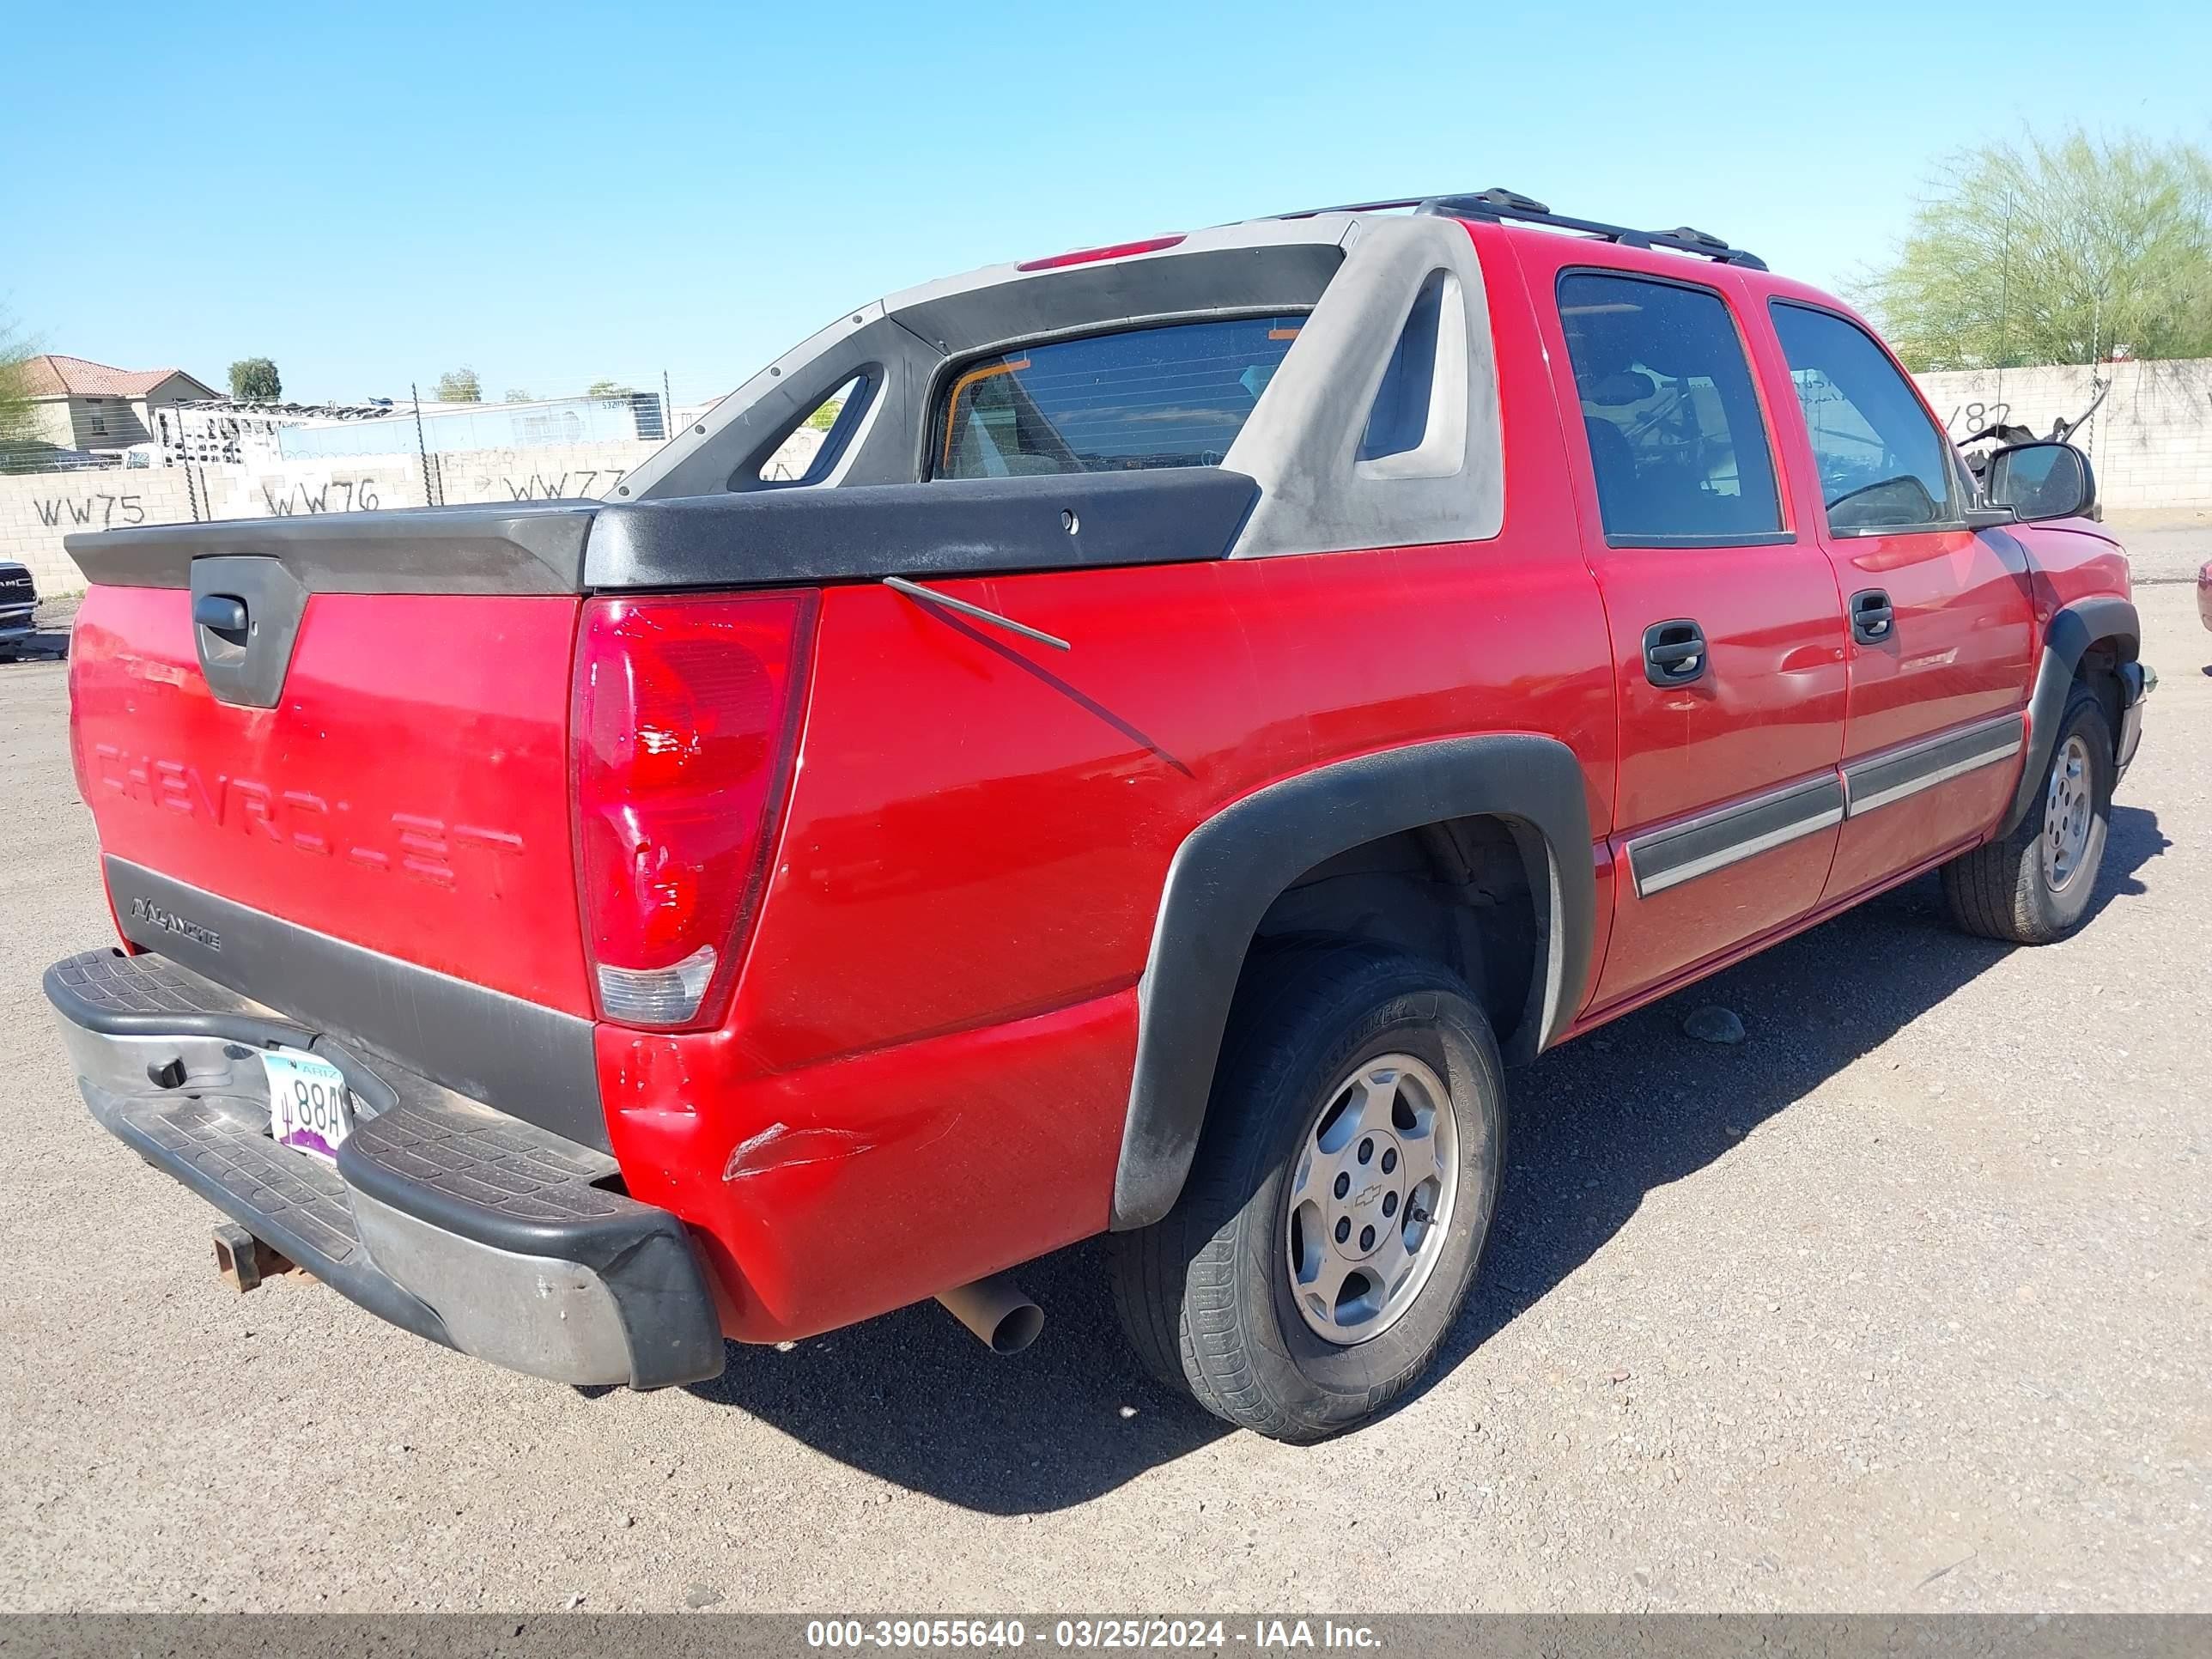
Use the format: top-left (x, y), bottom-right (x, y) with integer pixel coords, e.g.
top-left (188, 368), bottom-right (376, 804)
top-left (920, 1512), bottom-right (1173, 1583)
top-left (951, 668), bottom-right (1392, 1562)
top-left (934, 316), bottom-right (1303, 478)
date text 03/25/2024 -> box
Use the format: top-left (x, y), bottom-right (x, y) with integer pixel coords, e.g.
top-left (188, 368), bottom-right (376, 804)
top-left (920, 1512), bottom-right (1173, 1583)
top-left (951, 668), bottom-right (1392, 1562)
top-left (803, 1619), bottom-right (1382, 1650)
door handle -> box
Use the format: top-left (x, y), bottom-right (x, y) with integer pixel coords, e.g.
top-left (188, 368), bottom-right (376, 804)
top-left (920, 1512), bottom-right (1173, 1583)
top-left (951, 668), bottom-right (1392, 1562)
top-left (1850, 588), bottom-right (1894, 645)
top-left (1642, 618), bottom-right (1707, 687)
top-left (192, 592), bottom-right (250, 643)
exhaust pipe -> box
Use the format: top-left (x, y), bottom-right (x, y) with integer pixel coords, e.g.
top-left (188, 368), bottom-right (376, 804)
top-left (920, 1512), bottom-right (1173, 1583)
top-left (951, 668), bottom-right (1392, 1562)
top-left (935, 1273), bottom-right (1044, 1354)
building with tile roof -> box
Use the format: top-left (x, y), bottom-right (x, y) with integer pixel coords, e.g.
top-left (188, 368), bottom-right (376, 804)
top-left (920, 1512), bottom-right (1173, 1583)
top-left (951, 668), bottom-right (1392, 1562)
top-left (15, 355), bottom-right (223, 456)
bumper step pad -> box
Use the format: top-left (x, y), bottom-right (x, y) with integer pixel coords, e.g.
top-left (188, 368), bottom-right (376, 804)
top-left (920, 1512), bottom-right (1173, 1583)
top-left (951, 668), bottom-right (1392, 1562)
top-left (51, 947), bottom-right (271, 1024)
top-left (343, 1095), bottom-right (629, 1230)
top-left (124, 1091), bottom-right (363, 1267)
top-left (48, 947), bottom-right (724, 1389)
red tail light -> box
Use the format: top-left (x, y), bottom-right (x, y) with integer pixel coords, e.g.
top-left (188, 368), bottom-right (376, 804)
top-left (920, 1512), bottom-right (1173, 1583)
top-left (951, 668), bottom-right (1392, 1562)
top-left (573, 592), bottom-right (816, 1029)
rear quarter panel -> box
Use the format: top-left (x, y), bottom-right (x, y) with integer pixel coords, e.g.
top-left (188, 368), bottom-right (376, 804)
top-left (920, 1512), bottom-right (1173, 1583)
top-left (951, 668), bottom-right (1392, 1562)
top-left (604, 227), bottom-right (1622, 1340)
top-left (607, 544), bottom-right (1615, 1338)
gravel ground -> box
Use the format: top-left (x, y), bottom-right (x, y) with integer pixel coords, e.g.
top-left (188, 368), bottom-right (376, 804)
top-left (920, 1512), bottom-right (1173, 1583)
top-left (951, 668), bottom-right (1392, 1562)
top-left (2100, 511), bottom-right (2211, 586)
top-left (0, 586), bottom-right (2205, 1615)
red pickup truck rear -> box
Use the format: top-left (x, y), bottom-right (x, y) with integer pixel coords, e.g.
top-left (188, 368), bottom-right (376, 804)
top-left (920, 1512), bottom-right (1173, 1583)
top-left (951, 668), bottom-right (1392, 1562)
top-left (48, 191), bottom-right (2151, 1438)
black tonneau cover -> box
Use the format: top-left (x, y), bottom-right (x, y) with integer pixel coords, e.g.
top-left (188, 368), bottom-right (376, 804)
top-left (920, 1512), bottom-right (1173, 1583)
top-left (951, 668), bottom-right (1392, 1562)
top-left (64, 469), bottom-right (1260, 595)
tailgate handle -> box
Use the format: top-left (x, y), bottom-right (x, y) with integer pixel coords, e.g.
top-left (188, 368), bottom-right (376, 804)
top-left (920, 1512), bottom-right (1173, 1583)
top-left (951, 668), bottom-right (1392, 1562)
top-left (193, 593), bottom-right (251, 642)
top-left (187, 556), bottom-right (305, 709)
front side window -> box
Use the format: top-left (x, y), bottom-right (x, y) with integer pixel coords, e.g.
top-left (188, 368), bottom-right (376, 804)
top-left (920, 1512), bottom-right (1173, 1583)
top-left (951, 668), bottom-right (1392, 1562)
top-left (1769, 302), bottom-right (1958, 533)
top-left (1557, 271), bottom-right (1783, 547)
top-left (935, 315), bottom-right (1302, 478)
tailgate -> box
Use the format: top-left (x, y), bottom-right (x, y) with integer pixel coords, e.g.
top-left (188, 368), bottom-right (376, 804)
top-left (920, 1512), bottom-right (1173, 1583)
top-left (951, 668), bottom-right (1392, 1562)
top-left (64, 506), bottom-right (603, 1145)
top-left (71, 582), bottom-right (589, 1013)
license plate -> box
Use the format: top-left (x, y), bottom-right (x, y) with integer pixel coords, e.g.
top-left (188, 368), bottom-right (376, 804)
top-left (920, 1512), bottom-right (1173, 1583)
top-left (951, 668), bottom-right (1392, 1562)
top-left (264, 1047), bottom-right (355, 1162)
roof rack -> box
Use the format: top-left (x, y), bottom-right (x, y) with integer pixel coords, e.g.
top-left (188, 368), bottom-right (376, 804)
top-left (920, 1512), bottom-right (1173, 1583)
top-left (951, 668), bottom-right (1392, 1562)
top-left (1267, 187), bottom-right (1767, 271)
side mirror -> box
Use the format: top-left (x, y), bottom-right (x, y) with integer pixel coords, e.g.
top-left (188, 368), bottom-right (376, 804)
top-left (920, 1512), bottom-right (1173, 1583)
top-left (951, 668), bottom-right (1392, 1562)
top-left (1984, 441), bottom-right (2097, 524)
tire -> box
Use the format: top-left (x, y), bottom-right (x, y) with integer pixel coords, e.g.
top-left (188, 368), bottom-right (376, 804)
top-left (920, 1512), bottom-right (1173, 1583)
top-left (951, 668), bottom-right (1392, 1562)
top-left (1941, 682), bottom-right (2114, 945)
top-left (1109, 944), bottom-right (1505, 1442)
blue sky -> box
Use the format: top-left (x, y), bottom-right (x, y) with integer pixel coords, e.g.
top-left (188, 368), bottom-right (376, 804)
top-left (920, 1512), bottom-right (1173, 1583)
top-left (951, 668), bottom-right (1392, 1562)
top-left (6, 0), bottom-right (2206, 405)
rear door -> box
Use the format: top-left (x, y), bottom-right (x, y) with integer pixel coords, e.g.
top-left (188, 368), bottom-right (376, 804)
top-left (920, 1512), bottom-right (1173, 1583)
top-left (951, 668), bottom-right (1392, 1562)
top-left (1758, 301), bottom-right (2036, 901)
top-left (1536, 261), bottom-right (1849, 1011)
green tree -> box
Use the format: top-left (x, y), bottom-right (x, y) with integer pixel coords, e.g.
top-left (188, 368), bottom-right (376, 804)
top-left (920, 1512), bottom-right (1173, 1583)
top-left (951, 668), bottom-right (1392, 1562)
top-left (1861, 131), bottom-right (2212, 370)
top-left (586, 379), bottom-right (634, 397)
top-left (434, 367), bottom-right (483, 403)
top-left (504, 387), bottom-right (533, 402)
top-left (0, 312), bottom-right (36, 463)
top-left (228, 356), bottom-right (282, 401)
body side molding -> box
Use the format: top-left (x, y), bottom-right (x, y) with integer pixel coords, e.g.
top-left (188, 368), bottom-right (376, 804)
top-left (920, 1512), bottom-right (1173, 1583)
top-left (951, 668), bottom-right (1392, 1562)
top-left (1843, 711), bottom-right (2024, 817)
top-left (1624, 775), bottom-right (1844, 900)
top-left (2002, 597), bottom-right (2139, 836)
top-left (1110, 733), bottom-right (1595, 1231)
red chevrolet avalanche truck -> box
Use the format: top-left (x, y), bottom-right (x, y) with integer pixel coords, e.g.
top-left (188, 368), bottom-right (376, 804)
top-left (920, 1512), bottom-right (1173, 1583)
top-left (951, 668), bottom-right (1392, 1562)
top-left (48, 191), bottom-right (2152, 1440)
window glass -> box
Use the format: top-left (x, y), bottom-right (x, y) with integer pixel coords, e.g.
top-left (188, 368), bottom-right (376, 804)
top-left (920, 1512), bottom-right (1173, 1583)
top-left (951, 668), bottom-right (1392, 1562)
top-left (757, 376), bottom-right (862, 483)
top-left (1769, 302), bottom-right (1958, 532)
top-left (730, 374), bottom-right (878, 492)
top-left (936, 316), bottom-right (1302, 478)
top-left (1359, 271), bottom-right (1443, 461)
top-left (1557, 271), bottom-right (1783, 545)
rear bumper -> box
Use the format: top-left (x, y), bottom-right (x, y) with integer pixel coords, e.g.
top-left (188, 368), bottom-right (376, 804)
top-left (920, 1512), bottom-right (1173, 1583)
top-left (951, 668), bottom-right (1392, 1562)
top-left (46, 948), bottom-right (725, 1390)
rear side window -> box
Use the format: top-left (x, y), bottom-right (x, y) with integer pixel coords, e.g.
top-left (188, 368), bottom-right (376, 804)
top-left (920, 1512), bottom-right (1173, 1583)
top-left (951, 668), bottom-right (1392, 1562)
top-left (1557, 271), bottom-right (1784, 547)
top-left (1359, 272), bottom-right (1444, 461)
top-left (934, 316), bottom-right (1302, 478)
top-left (1768, 301), bottom-right (1959, 532)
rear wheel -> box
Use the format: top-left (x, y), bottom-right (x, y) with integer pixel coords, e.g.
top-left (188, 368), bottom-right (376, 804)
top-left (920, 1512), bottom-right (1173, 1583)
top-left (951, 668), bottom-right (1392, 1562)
top-left (1109, 945), bottom-right (1504, 1442)
top-left (1941, 683), bottom-right (2113, 944)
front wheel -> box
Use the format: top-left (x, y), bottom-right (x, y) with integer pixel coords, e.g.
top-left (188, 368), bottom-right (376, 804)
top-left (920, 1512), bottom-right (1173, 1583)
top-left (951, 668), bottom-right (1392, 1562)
top-left (1109, 945), bottom-right (1504, 1442)
top-left (1942, 683), bottom-right (2114, 944)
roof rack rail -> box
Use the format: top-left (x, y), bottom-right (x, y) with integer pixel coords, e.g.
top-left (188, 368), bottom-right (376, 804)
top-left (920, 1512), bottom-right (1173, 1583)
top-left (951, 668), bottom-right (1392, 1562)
top-left (1267, 187), bottom-right (1767, 271)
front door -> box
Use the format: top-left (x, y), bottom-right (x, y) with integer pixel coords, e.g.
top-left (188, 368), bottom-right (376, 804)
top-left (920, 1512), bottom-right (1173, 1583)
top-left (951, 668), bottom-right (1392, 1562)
top-left (1760, 301), bottom-right (2037, 902)
top-left (1544, 265), bottom-right (1849, 1011)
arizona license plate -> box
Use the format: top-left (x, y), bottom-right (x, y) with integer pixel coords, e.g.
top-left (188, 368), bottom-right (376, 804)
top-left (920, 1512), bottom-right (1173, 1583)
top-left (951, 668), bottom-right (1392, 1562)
top-left (264, 1047), bottom-right (355, 1162)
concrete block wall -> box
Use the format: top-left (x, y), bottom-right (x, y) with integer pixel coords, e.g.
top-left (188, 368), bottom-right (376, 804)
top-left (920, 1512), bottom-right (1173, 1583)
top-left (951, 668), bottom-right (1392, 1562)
top-left (0, 427), bottom-right (830, 596)
top-left (0, 470), bottom-right (199, 592)
top-left (17, 364), bottom-right (2199, 596)
top-left (1914, 358), bottom-right (2212, 512)
top-left (195, 441), bottom-right (671, 525)
top-left (199, 457), bottom-right (436, 524)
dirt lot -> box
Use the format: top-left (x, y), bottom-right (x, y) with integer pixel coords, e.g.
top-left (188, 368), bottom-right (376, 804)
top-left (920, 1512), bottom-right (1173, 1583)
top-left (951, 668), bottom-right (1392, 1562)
top-left (1, 586), bottom-right (2206, 1614)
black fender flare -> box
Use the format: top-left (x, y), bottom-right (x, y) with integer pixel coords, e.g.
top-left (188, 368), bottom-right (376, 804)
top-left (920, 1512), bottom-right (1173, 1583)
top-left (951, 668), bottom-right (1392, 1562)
top-left (1109, 733), bottom-right (1595, 1230)
top-left (2002, 596), bottom-right (2139, 836)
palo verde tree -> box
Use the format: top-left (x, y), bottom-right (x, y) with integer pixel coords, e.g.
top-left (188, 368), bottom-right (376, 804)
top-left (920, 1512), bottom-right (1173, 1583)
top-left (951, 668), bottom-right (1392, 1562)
top-left (1861, 131), bottom-right (2212, 371)
top-left (0, 311), bottom-right (35, 461)
top-left (228, 356), bottom-right (283, 401)
top-left (434, 366), bottom-right (483, 403)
